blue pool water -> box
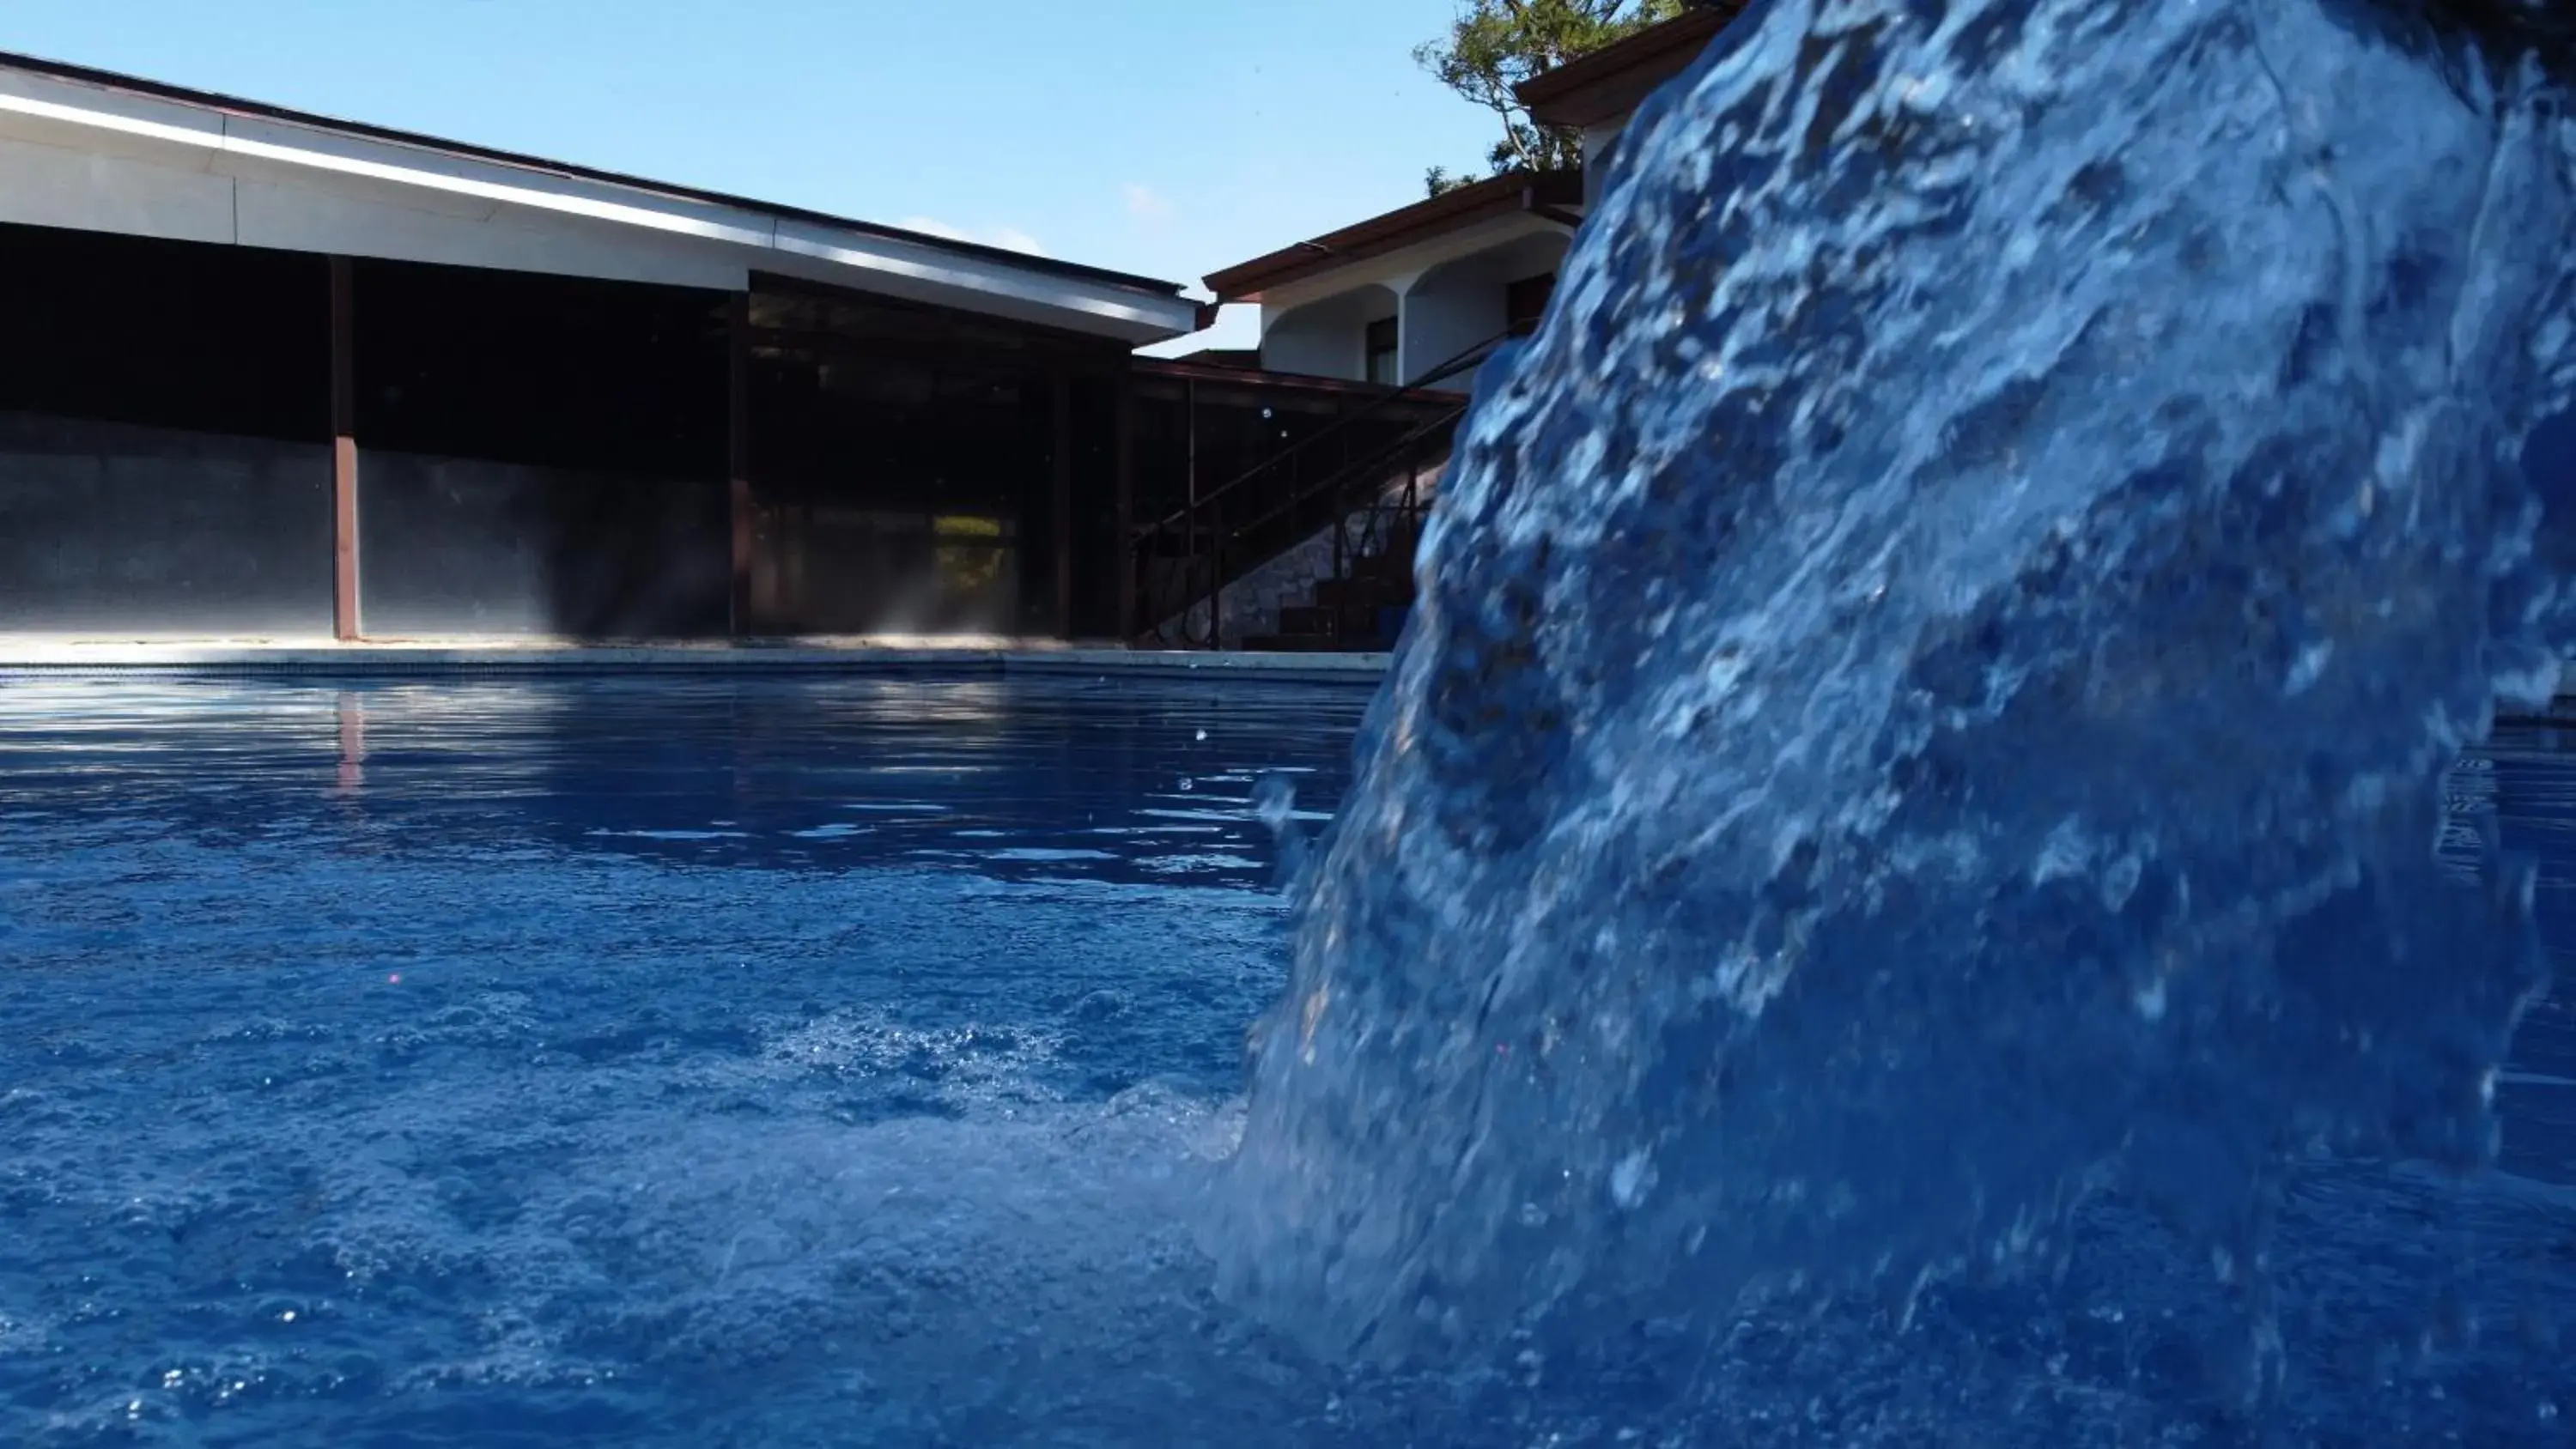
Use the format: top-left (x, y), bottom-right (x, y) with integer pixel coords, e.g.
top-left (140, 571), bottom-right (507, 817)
top-left (12, 8), bottom-right (2576, 1440)
top-left (0, 676), bottom-right (1365, 1446)
top-left (0, 675), bottom-right (2570, 1446)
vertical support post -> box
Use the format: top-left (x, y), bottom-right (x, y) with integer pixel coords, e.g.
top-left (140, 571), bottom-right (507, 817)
top-left (1180, 378), bottom-right (1200, 650)
top-left (1183, 379), bottom-right (1199, 510)
top-left (1113, 368), bottom-right (1135, 643)
top-left (1333, 475), bottom-right (1347, 585)
top-left (1206, 491), bottom-right (1224, 652)
top-left (1051, 371), bottom-right (1074, 640)
top-left (328, 257), bottom-right (361, 642)
top-left (726, 292), bottom-right (754, 638)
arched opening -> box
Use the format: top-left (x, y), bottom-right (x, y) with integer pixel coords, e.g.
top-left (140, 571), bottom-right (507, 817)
top-left (1400, 231), bottom-right (1573, 391)
top-left (1260, 285), bottom-right (1400, 384)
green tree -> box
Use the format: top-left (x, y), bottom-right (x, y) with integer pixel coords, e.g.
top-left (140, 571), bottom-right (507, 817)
top-left (1417, 0), bottom-right (1694, 195)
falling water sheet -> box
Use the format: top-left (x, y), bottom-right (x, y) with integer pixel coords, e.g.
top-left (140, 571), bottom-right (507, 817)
top-left (1224, 0), bottom-right (2576, 1428)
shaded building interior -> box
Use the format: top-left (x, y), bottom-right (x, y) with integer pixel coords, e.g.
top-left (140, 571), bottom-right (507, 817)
top-left (0, 224), bottom-right (337, 637)
top-left (0, 214), bottom-right (1466, 644)
top-left (746, 282), bottom-right (1132, 641)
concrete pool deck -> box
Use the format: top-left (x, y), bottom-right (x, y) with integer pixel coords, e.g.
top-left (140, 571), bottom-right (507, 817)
top-left (0, 637), bottom-right (1392, 682)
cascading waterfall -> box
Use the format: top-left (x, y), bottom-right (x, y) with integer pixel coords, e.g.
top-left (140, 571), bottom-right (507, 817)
top-left (1216, 0), bottom-right (2576, 1404)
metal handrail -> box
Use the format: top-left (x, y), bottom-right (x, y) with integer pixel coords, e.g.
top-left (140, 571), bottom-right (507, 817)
top-left (1222, 398), bottom-right (1462, 546)
top-left (1133, 403), bottom-right (1461, 648)
top-left (1137, 326), bottom-right (1513, 536)
top-left (1131, 327), bottom-right (1515, 648)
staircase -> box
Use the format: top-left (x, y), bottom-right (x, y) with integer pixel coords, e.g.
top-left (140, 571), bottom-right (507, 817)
top-left (1130, 332), bottom-right (1503, 652)
top-left (1242, 484), bottom-right (1430, 652)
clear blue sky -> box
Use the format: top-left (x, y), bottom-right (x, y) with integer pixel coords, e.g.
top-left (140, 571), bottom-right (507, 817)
top-left (0, 0), bottom-right (1504, 354)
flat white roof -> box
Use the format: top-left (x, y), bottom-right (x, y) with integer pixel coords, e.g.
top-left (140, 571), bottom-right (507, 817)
top-left (0, 50), bottom-right (1200, 345)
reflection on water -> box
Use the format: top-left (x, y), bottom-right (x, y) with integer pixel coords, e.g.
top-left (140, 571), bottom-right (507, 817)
top-left (0, 675), bottom-right (1366, 888)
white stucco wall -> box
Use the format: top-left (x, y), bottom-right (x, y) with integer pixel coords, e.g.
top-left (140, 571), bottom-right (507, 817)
top-left (1238, 214), bottom-right (1582, 392)
top-left (1258, 286), bottom-right (1398, 384)
top-left (1399, 231), bottom-right (1572, 391)
top-left (1399, 283), bottom-right (1505, 393)
top-left (1580, 122), bottom-right (1626, 208)
top-left (1260, 309), bottom-right (1362, 382)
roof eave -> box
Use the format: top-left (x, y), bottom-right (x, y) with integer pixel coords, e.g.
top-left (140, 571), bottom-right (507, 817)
top-left (1514, 5), bottom-right (1741, 131)
top-left (0, 46), bottom-right (1190, 306)
top-left (1203, 169), bottom-right (1586, 305)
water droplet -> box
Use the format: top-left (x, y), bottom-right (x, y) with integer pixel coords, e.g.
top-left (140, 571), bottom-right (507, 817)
top-left (1610, 1149), bottom-right (1656, 1209)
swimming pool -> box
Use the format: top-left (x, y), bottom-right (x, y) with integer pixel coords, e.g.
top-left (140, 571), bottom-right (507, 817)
top-left (0, 675), bottom-right (1368, 1446)
top-left (0, 676), bottom-right (2569, 1446)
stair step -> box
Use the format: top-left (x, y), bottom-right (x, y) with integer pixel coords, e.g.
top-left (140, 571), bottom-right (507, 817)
top-left (1352, 554), bottom-right (1413, 585)
top-left (1315, 577), bottom-right (1407, 611)
top-left (1240, 634), bottom-right (1356, 653)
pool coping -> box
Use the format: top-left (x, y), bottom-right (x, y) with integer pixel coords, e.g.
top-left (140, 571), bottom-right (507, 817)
top-left (0, 639), bottom-right (1391, 683)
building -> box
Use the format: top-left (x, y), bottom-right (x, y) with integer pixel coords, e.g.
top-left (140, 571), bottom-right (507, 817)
top-left (1162, 3), bottom-right (1741, 649)
top-left (0, 8), bottom-right (1737, 652)
top-left (1516, 2), bottom-right (1744, 208)
top-left (1198, 3), bottom-right (1741, 397)
top-left (1202, 169), bottom-right (1585, 396)
top-left (0, 50), bottom-right (1208, 643)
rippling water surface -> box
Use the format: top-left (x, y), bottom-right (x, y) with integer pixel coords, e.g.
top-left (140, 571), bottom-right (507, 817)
top-left (0, 676), bottom-right (1370, 1446)
top-left (0, 675), bottom-right (2568, 1446)
top-left (15, 5), bottom-right (2576, 1442)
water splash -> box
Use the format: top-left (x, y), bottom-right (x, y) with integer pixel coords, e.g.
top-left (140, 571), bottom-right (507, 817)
top-left (1253, 773), bottom-right (1310, 886)
top-left (1219, 0), bottom-right (2576, 1396)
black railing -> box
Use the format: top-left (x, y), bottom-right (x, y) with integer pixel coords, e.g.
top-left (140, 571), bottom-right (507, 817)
top-left (1131, 329), bottom-right (1511, 648)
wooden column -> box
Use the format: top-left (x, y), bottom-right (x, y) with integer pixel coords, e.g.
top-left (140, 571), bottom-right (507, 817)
top-left (1184, 379), bottom-right (1203, 648)
top-left (726, 292), bottom-right (754, 637)
top-left (328, 257), bottom-right (361, 642)
top-left (1112, 369), bottom-right (1135, 642)
top-left (1051, 371), bottom-right (1074, 640)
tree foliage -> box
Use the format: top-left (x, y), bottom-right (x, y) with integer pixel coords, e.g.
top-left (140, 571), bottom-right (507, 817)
top-left (1417, 0), bottom-right (1695, 195)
